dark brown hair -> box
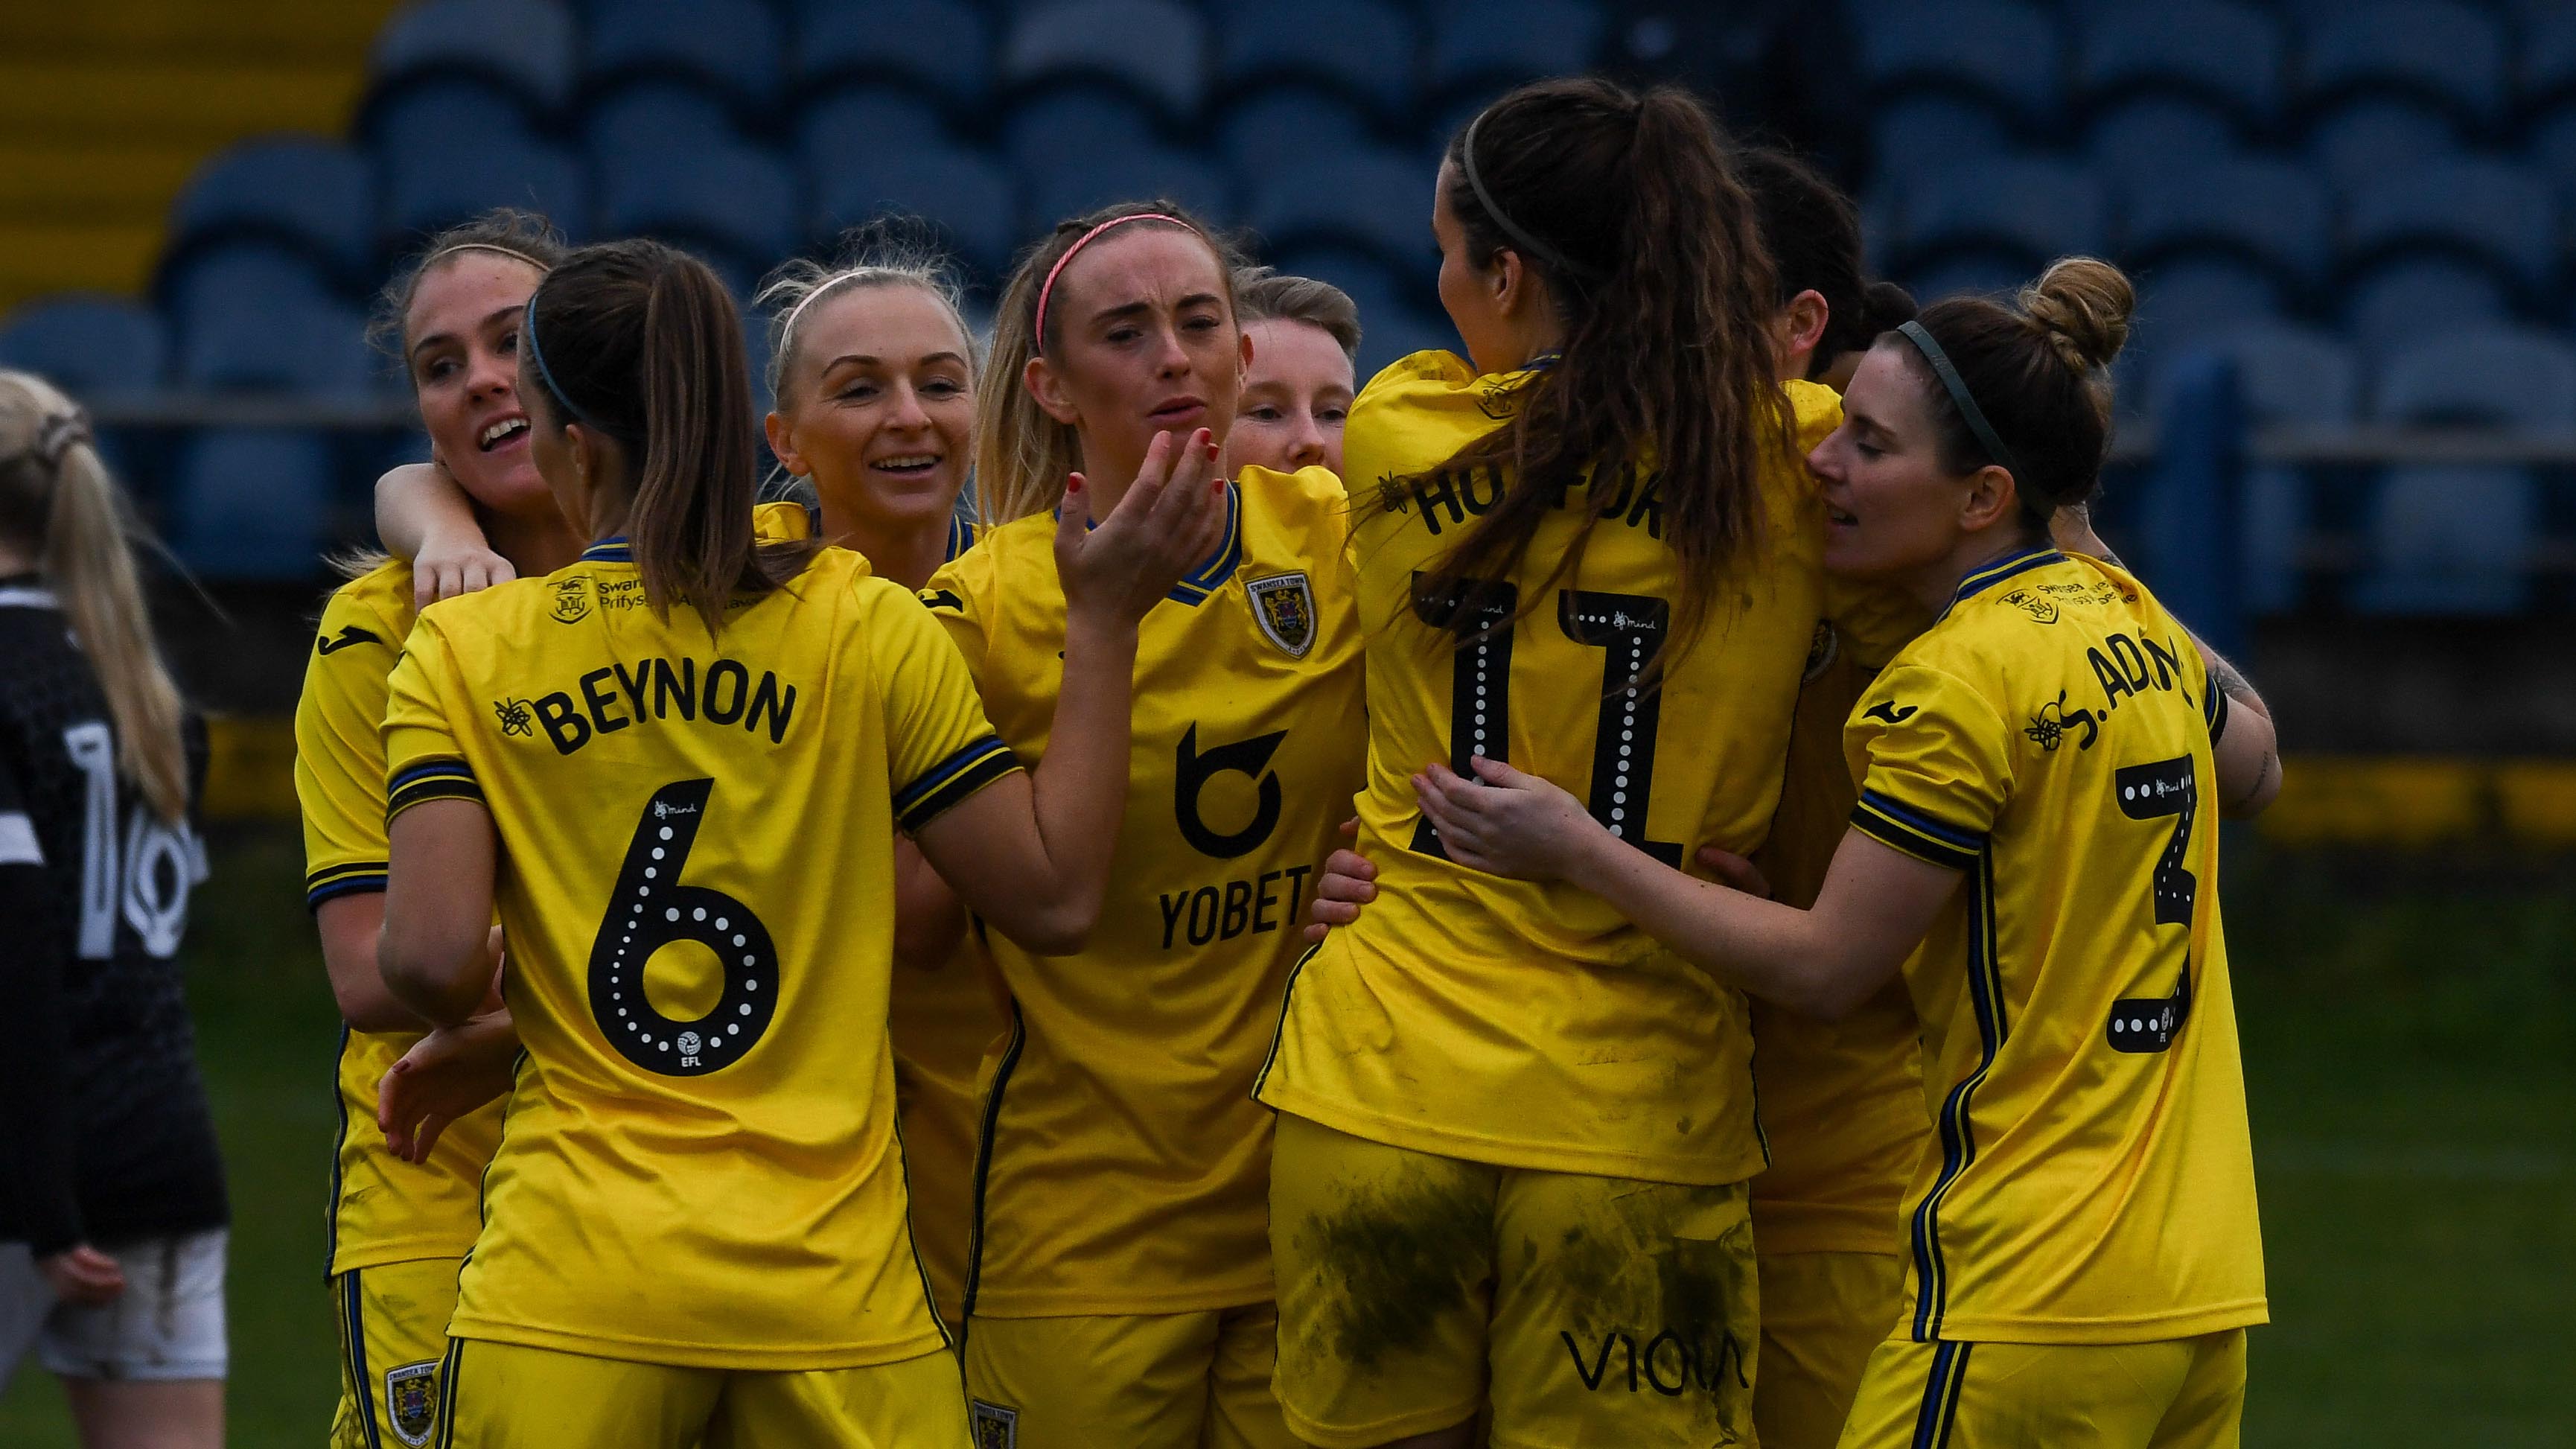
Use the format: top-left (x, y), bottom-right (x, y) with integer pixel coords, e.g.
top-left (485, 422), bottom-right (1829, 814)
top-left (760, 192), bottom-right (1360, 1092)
top-left (1899, 256), bottom-right (2135, 526)
top-left (521, 238), bottom-right (812, 631)
top-left (1234, 267), bottom-right (1362, 365)
top-left (367, 208), bottom-right (570, 378)
top-left (1738, 145), bottom-right (1873, 376)
top-left (1415, 77), bottom-right (1792, 673)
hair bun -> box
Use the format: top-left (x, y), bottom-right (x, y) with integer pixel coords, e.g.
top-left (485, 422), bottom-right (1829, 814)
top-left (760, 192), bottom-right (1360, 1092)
top-left (2021, 256), bottom-right (2134, 373)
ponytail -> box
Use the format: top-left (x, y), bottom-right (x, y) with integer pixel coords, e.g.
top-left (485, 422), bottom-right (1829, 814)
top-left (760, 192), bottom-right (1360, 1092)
top-left (0, 372), bottom-right (187, 821)
top-left (1412, 79), bottom-right (1793, 677)
top-left (520, 240), bottom-right (811, 632)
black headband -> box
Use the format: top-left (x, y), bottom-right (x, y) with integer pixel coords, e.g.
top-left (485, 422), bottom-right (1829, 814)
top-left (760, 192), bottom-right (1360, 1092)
top-left (1897, 320), bottom-right (2023, 481)
top-left (1461, 111), bottom-right (1604, 288)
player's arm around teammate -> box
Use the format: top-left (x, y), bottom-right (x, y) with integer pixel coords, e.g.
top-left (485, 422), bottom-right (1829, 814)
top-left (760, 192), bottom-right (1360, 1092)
top-left (1410, 261), bottom-right (2275, 1449)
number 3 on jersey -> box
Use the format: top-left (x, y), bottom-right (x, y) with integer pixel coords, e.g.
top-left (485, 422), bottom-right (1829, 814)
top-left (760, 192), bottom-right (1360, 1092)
top-left (589, 779), bottom-right (779, 1075)
top-left (1408, 573), bottom-right (1683, 867)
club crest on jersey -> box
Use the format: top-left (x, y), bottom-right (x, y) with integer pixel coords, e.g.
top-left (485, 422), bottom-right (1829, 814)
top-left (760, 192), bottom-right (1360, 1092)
top-left (549, 577), bottom-right (590, 624)
top-left (1998, 587), bottom-right (2059, 624)
top-left (969, 1399), bottom-right (1018, 1448)
top-left (384, 1360), bottom-right (439, 1446)
top-left (1246, 572), bottom-right (1316, 657)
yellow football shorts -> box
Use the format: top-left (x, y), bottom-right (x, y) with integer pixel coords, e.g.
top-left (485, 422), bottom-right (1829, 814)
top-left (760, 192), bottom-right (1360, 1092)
top-left (332, 1257), bottom-right (462, 1449)
top-left (1756, 1249), bottom-right (1905, 1449)
top-left (961, 1303), bottom-right (1294, 1449)
top-left (1837, 1329), bottom-right (2247, 1449)
top-left (1269, 1112), bottom-right (1758, 1449)
top-left (435, 1337), bottom-right (971, 1448)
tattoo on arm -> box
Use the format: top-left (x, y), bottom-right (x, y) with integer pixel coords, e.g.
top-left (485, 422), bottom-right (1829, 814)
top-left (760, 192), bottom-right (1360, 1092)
top-left (2228, 751), bottom-right (2276, 813)
top-left (2207, 651), bottom-right (2257, 704)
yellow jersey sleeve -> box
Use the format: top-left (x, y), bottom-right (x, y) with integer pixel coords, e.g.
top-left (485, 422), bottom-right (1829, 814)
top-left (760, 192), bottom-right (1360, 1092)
top-left (1847, 661), bottom-right (2015, 871)
top-left (855, 576), bottom-right (1021, 834)
top-left (293, 564), bottom-right (412, 907)
top-left (382, 612), bottom-right (481, 820)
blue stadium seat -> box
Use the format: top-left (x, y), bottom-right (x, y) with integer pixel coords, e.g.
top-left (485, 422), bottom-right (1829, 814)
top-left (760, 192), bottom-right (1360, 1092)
top-left (170, 430), bottom-right (335, 580)
top-left (1424, 0), bottom-right (1604, 108)
top-left (368, 0), bottom-right (576, 119)
top-left (380, 130), bottom-right (587, 253)
top-left (165, 138), bottom-right (375, 289)
top-left (2132, 259), bottom-right (2286, 364)
top-left (2343, 259), bottom-right (2514, 356)
top-left (363, 74), bottom-right (538, 158)
top-left (1216, 89), bottom-right (1377, 176)
top-left (2301, 1), bottom-right (2507, 130)
top-left (1890, 157), bottom-right (2108, 277)
top-left (584, 83), bottom-right (742, 158)
top-left (0, 296), bottom-right (167, 395)
top-left (1001, 89), bottom-right (1164, 179)
top-left (1001, 1), bottom-right (1208, 122)
top-left (1214, 0), bottom-right (1418, 118)
top-left (581, 0), bottom-right (782, 123)
top-left (1867, 95), bottom-right (2014, 181)
top-left (2155, 325), bottom-right (2359, 613)
top-left (2120, 156), bottom-right (2331, 297)
top-left (2527, 9), bottom-right (2576, 117)
top-left (808, 145), bottom-right (1018, 279)
top-left (168, 246), bottom-right (378, 396)
top-left (2378, 326), bottom-right (2576, 429)
top-left (2084, 98), bottom-right (2239, 185)
top-left (797, 85), bottom-right (955, 159)
top-left (1246, 147), bottom-right (1424, 276)
top-left (2073, 0), bottom-right (2283, 127)
top-left (1023, 146), bottom-right (1228, 232)
top-left (594, 130), bottom-right (800, 279)
top-left (2343, 158), bottom-right (2558, 299)
top-left (790, 0), bottom-right (989, 111)
top-left (2304, 99), bottom-right (2464, 192)
top-left (2534, 105), bottom-right (2576, 192)
top-left (1272, 244), bottom-right (1447, 377)
top-left (1902, 257), bottom-right (2035, 305)
top-left (1851, 0), bottom-right (2062, 130)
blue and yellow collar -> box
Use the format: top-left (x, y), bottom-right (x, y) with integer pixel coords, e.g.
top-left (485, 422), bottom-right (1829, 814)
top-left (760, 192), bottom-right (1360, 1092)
top-left (1942, 545), bottom-right (2063, 620)
top-left (1053, 478), bottom-right (1243, 606)
top-left (581, 535), bottom-right (631, 563)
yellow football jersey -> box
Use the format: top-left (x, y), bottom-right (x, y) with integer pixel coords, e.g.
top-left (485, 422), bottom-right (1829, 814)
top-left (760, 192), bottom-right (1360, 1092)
top-left (1255, 352), bottom-right (1916, 1185)
top-left (922, 466), bottom-right (1365, 1319)
top-left (294, 558), bottom-right (503, 1276)
top-left (1844, 547), bottom-right (2265, 1344)
top-left (1747, 628), bottom-right (1929, 1257)
top-left (383, 541), bottom-right (1021, 1369)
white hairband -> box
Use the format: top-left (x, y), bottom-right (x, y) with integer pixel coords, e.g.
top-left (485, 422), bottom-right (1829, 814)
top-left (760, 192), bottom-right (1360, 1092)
top-left (424, 241), bottom-right (549, 271)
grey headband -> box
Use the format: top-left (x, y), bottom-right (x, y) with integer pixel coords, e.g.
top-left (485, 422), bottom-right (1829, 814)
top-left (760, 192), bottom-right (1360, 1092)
top-left (1461, 112), bottom-right (1604, 288)
top-left (1898, 320), bottom-right (2023, 481)
top-left (519, 294), bottom-right (587, 427)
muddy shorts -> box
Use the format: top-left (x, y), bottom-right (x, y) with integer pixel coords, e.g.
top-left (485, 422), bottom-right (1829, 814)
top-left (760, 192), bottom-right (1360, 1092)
top-left (1269, 1112), bottom-right (1758, 1449)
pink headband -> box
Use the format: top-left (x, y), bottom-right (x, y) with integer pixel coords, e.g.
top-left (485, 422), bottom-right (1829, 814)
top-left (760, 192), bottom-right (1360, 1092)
top-left (1033, 213), bottom-right (1187, 354)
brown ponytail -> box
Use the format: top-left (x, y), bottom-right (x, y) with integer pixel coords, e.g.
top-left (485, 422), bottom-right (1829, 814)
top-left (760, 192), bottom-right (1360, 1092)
top-left (0, 371), bottom-right (188, 821)
top-left (520, 240), bottom-right (812, 632)
top-left (1412, 78), bottom-right (1794, 675)
top-left (1899, 256), bottom-right (2135, 524)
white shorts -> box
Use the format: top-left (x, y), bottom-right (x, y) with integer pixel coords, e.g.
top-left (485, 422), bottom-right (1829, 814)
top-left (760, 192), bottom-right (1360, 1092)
top-left (0, 1229), bottom-right (229, 1384)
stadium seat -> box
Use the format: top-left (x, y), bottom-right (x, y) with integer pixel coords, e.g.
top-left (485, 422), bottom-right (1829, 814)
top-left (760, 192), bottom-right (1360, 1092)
top-left (363, 74), bottom-right (540, 158)
top-left (1023, 145), bottom-right (1228, 232)
top-left (2131, 259), bottom-right (2288, 366)
top-left (1889, 156), bottom-right (2108, 278)
top-left (170, 430), bottom-right (337, 580)
top-left (380, 131), bottom-right (587, 253)
top-left (594, 131), bottom-right (800, 280)
top-left (2120, 156), bottom-right (2332, 298)
top-left (808, 146), bottom-right (1018, 280)
top-left (1000, 1), bottom-right (1208, 123)
top-left (1215, 89), bottom-right (1377, 177)
top-left (797, 85), bottom-right (956, 159)
top-left (1246, 147), bottom-right (1424, 276)
top-left (2378, 326), bottom-right (2576, 430)
top-left (1424, 0), bottom-right (1604, 109)
top-left (2343, 158), bottom-right (2558, 299)
top-left (2304, 99), bottom-right (2464, 192)
top-left (1866, 95), bottom-right (2013, 182)
top-left (2073, 0), bottom-right (2283, 127)
top-left (1001, 88), bottom-right (1164, 179)
top-left (367, 0), bottom-right (576, 120)
top-left (2525, 9), bottom-right (2576, 118)
top-left (790, 0), bottom-right (989, 112)
top-left (165, 138), bottom-right (377, 290)
top-left (584, 83), bottom-right (744, 159)
top-left (1272, 243), bottom-right (1447, 376)
top-left (2155, 325), bottom-right (2359, 613)
top-left (2344, 260), bottom-right (2517, 357)
top-left (2533, 105), bottom-right (2576, 193)
top-left (1214, 0), bottom-right (1419, 118)
top-left (1850, 0), bottom-right (2062, 130)
top-left (1902, 256), bottom-right (2035, 305)
top-left (581, 0), bottom-right (782, 124)
top-left (2084, 98), bottom-right (2239, 186)
top-left (0, 296), bottom-right (167, 395)
top-left (2301, 1), bottom-right (2507, 130)
top-left (168, 247), bottom-right (379, 397)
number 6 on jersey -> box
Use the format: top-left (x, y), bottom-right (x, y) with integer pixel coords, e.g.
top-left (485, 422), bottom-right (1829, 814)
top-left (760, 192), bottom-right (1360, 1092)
top-left (589, 778), bottom-right (779, 1075)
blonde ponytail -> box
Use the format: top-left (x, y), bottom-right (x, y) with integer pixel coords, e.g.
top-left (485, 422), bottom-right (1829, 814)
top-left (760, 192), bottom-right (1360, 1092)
top-left (0, 371), bottom-right (188, 821)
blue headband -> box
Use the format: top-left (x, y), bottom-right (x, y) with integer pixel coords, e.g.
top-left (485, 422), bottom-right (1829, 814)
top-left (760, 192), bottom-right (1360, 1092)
top-left (1897, 320), bottom-right (2023, 481)
top-left (520, 295), bottom-right (586, 427)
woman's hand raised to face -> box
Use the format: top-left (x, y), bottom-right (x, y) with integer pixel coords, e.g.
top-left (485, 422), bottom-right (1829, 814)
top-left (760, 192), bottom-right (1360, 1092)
top-left (1055, 427), bottom-right (1228, 627)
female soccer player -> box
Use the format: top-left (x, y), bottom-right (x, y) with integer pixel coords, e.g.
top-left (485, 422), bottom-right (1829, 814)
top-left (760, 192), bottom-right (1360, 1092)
top-left (1251, 77), bottom-right (1917, 1449)
top-left (1406, 259), bottom-right (2278, 1449)
top-left (372, 238), bottom-right (1224, 1447)
top-left (926, 201), bottom-right (1366, 1449)
top-left (294, 211), bottom-right (578, 1449)
top-left (0, 370), bottom-right (226, 1448)
top-left (1230, 267), bottom-right (1360, 475)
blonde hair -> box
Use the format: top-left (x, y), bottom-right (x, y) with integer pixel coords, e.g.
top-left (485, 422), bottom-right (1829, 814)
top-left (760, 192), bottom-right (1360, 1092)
top-left (974, 200), bottom-right (1246, 523)
top-left (0, 372), bottom-right (188, 821)
top-left (755, 223), bottom-right (978, 403)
